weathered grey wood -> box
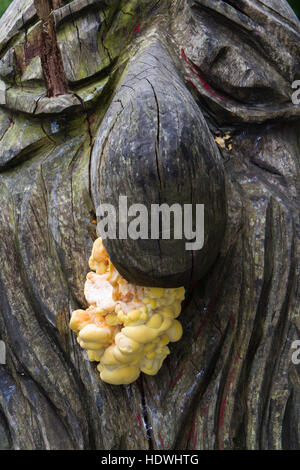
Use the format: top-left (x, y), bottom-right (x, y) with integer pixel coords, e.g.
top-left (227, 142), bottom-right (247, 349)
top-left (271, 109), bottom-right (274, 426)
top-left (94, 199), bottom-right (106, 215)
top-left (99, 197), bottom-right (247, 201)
top-left (92, 41), bottom-right (227, 287)
top-left (0, 0), bottom-right (299, 450)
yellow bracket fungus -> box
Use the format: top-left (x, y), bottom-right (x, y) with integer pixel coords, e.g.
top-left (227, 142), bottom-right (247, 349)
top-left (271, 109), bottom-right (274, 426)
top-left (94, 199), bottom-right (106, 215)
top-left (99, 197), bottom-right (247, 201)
top-left (69, 238), bottom-right (185, 385)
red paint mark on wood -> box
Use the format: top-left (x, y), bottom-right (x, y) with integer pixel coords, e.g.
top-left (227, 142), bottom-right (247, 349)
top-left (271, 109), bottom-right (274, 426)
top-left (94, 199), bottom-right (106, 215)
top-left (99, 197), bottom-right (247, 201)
top-left (68, 162), bottom-right (76, 175)
top-left (200, 395), bottom-right (209, 417)
top-left (219, 398), bottom-right (226, 428)
top-left (227, 368), bottom-right (235, 390)
top-left (35, 0), bottom-right (70, 97)
top-left (190, 57), bottom-right (228, 102)
top-left (136, 378), bottom-right (142, 391)
top-left (188, 420), bottom-right (195, 441)
top-left (192, 430), bottom-right (198, 450)
top-left (137, 413), bottom-right (142, 426)
top-left (188, 78), bottom-right (196, 89)
top-left (158, 433), bottom-right (164, 449)
top-left (24, 43), bottom-right (41, 65)
top-left (219, 367), bottom-right (236, 430)
top-left (195, 318), bottom-right (208, 340)
top-left (133, 23), bottom-right (140, 34)
top-left (188, 420), bottom-right (198, 450)
top-left (171, 369), bottom-right (183, 387)
top-left (181, 48), bottom-right (228, 102)
top-left (181, 48), bottom-right (190, 66)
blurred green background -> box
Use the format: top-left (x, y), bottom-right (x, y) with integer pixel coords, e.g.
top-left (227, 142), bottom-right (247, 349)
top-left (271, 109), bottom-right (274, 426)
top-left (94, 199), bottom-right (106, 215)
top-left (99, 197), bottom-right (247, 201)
top-left (0, 0), bottom-right (11, 17)
top-left (0, 0), bottom-right (299, 20)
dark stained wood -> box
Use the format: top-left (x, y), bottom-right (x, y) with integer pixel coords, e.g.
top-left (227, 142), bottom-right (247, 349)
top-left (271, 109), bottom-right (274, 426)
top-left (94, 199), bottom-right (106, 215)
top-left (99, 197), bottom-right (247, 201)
top-left (34, 0), bottom-right (70, 97)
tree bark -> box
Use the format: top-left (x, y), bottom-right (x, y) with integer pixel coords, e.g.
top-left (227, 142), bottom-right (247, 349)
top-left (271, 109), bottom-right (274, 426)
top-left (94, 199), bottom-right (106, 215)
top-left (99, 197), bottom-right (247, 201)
top-left (0, 0), bottom-right (299, 450)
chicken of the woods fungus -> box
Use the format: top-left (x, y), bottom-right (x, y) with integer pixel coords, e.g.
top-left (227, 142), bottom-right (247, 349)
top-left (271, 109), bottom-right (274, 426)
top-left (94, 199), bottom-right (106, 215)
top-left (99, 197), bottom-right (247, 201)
top-left (69, 238), bottom-right (185, 385)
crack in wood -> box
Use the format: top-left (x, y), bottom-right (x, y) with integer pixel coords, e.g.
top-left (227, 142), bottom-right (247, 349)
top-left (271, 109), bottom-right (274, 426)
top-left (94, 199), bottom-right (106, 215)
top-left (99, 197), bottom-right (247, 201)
top-left (34, 0), bottom-right (70, 97)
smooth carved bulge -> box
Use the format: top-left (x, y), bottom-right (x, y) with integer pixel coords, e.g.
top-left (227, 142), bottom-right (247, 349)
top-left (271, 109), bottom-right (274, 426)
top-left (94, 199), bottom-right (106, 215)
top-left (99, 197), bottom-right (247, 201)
top-left (92, 42), bottom-right (227, 288)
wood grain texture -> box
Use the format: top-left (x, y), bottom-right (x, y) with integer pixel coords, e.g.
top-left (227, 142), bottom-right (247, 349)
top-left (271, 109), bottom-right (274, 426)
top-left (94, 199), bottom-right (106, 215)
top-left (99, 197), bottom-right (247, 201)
top-left (0, 0), bottom-right (299, 450)
top-left (92, 41), bottom-right (227, 287)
